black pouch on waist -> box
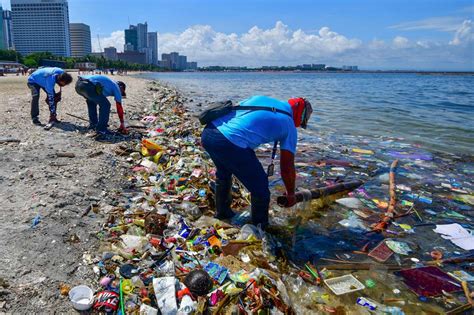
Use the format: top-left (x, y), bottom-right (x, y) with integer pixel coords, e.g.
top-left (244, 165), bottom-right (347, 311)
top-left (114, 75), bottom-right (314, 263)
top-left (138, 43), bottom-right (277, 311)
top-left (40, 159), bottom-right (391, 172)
top-left (198, 100), bottom-right (233, 125)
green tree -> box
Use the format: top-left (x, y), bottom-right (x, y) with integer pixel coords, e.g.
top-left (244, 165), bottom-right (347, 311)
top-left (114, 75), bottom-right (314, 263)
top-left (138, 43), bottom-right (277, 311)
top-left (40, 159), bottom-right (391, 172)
top-left (23, 57), bottom-right (37, 68)
top-left (0, 49), bottom-right (23, 63)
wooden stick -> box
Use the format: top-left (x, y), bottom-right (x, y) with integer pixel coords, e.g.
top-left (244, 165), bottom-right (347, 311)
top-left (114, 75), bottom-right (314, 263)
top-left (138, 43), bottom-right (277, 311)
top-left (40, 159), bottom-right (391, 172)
top-left (56, 152), bottom-right (76, 158)
top-left (387, 159), bottom-right (399, 217)
top-left (66, 112), bottom-right (88, 122)
top-left (461, 281), bottom-right (473, 305)
top-left (446, 303), bottom-right (472, 315)
top-left (0, 138), bottom-right (20, 143)
top-left (66, 112), bottom-right (146, 129)
top-left (320, 263), bottom-right (406, 271)
top-left (371, 160), bottom-right (399, 231)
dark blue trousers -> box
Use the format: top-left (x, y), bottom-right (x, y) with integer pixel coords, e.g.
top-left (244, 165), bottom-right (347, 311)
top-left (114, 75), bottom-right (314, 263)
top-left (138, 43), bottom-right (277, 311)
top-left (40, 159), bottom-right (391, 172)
top-left (201, 124), bottom-right (271, 202)
top-left (75, 79), bottom-right (111, 132)
top-left (27, 82), bottom-right (56, 119)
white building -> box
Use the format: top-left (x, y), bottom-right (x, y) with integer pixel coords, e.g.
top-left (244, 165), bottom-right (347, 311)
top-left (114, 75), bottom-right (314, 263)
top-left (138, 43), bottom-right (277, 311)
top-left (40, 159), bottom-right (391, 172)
top-left (1, 7), bottom-right (14, 50)
top-left (3, 10), bottom-right (14, 50)
top-left (139, 47), bottom-right (153, 65)
top-left (70, 23), bottom-right (91, 57)
top-left (147, 32), bottom-right (158, 65)
top-left (11, 0), bottom-right (71, 57)
top-left (0, 6), bottom-right (4, 50)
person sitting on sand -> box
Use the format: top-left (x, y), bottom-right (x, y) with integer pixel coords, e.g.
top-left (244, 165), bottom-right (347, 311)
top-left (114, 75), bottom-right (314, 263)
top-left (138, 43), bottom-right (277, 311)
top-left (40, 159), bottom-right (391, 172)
top-left (201, 95), bottom-right (313, 229)
top-left (27, 67), bottom-right (73, 129)
top-left (75, 75), bottom-right (128, 141)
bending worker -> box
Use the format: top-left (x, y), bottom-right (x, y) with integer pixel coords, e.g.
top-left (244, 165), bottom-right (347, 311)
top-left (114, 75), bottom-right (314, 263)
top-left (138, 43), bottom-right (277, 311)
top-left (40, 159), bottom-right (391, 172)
top-left (27, 67), bottom-right (73, 128)
top-left (75, 75), bottom-right (128, 140)
top-left (201, 95), bottom-right (313, 228)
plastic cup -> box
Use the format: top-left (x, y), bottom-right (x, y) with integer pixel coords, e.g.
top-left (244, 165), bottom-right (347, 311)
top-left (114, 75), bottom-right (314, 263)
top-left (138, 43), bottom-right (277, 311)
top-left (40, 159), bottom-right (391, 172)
top-left (69, 285), bottom-right (94, 311)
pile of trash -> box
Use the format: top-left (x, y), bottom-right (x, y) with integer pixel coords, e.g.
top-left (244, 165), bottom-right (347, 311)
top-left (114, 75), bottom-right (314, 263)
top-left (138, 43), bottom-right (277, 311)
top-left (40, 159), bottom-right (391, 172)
top-left (67, 81), bottom-right (473, 314)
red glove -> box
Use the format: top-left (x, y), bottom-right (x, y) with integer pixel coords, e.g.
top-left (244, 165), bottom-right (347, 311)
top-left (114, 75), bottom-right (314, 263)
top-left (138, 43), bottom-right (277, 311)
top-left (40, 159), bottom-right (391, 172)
top-left (285, 193), bottom-right (297, 208)
top-left (116, 102), bottom-right (128, 134)
top-left (118, 123), bottom-right (128, 134)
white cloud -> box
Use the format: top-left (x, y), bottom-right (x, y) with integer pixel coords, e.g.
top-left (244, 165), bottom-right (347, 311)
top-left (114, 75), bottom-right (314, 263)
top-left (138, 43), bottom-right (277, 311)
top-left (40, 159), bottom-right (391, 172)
top-left (449, 20), bottom-right (473, 45)
top-left (158, 21), bottom-right (361, 66)
top-left (393, 36), bottom-right (409, 48)
top-left (92, 30), bottom-right (125, 52)
top-left (94, 21), bottom-right (473, 70)
top-left (389, 16), bottom-right (465, 32)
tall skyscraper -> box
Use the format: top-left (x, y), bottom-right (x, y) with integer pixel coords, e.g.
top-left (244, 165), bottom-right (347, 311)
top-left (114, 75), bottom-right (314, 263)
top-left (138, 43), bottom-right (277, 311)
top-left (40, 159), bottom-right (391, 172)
top-left (124, 22), bottom-right (156, 64)
top-left (178, 55), bottom-right (187, 71)
top-left (11, 0), bottom-right (71, 56)
top-left (136, 22), bottom-right (148, 50)
top-left (0, 6), bottom-right (5, 50)
top-left (124, 25), bottom-right (137, 51)
top-left (70, 23), bottom-right (91, 57)
top-left (147, 32), bottom-right (158, 65)
top-left (2, 9), bottom-right (14, 50)
top-left (169, 52), bottom-right (181, 70)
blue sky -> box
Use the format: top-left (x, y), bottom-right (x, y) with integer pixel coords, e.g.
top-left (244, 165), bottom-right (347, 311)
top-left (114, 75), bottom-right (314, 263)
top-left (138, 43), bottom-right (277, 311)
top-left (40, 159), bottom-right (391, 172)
top-left (2, 0), bottom-right (473, 70)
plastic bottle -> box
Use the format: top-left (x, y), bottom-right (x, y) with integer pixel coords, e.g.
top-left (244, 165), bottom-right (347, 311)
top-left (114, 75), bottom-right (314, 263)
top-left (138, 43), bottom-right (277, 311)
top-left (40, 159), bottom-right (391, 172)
top-left (379, 305), bottom-right (405, 315)
top-left (178, 202), bottom-right (202, 220)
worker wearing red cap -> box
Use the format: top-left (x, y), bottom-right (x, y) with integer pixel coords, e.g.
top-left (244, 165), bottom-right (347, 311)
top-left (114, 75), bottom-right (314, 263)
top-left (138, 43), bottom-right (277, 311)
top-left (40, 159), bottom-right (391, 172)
top-left (201, 95), bottom-right (313, 228)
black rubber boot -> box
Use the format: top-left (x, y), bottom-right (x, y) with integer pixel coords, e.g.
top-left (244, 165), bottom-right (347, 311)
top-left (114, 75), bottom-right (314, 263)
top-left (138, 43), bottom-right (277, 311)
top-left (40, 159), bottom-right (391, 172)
top-left (214, 179), bottom-right (236, 220)
top-left (251, 195), bottom-right (270, 229)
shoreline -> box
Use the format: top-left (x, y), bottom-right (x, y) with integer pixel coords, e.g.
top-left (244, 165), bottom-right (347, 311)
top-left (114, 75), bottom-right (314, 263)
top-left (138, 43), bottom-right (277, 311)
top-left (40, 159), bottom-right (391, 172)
top-left (134, 72), bottom-right (474, 158)
top-left (1, 74), bottom-right (472, 314)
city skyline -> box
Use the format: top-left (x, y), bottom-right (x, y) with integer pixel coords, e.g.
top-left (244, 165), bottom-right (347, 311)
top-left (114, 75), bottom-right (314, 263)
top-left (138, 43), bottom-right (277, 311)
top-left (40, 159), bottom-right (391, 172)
top-left (0, 0), bottom-right (473, 70)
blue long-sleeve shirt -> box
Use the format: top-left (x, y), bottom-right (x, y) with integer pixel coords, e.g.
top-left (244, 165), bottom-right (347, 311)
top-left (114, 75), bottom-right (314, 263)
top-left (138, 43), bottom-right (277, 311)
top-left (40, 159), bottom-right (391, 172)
top-left (28, 67), bottom-right (64, 115)
top-left (212, 95), bottom-right (297, 154)
top-left (80, 75), bottom-right (122, 103)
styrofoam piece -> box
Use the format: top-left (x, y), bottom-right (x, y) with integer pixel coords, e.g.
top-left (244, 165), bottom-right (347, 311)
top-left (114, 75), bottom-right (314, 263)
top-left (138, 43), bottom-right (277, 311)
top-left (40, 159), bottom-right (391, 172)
top-left (324, 274), bottom-right (365, 295)
top-left (68, 285), bottom-right (94, 311)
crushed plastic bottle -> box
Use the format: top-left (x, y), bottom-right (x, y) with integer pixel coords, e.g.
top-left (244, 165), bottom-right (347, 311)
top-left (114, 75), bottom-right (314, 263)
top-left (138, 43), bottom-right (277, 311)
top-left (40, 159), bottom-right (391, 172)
top-left (177, 202), bottom-right (202, 220)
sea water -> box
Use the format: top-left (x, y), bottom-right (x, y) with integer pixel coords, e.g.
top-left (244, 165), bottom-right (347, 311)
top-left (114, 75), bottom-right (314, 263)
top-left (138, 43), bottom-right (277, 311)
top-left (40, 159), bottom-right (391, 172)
top-left (139, 72), bottom-right (474, 155)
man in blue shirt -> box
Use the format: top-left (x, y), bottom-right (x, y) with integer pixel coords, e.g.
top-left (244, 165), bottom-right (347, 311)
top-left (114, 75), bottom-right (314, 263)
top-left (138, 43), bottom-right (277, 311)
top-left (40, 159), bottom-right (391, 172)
top-left (75, 75), bottom-right (128, 140)
top-left (201, 95), bottom-right (313, 228)
top-left (27, 67), bottom-right (73, 128)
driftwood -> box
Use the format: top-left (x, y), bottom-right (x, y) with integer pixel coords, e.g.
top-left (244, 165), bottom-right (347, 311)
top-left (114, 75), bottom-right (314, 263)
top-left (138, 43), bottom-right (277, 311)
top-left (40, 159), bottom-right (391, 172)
top-left (56, 152), bottom-right (76, 158)
top-left (66, 112), bottom-right (146, 129)
top-left (0, 138), bottom-right (21, 143)
top-left (276, 180), bottom-right (364, 207)
top-left (371, 160), bottom-right (399, 232)
top-left (461, 281), bottom-right (473, 305)
top-left (320, 263), bottom-right (406, 271)
top-left (426, 252), bottom-right (474, 266)
top-left (446, 303), bottom-right (472, 315)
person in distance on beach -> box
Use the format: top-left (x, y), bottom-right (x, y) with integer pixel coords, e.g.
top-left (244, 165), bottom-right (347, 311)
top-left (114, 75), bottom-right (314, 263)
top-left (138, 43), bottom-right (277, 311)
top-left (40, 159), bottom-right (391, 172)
top-left (27, 67), bottom-right (73, 129)
top-left (201, 95), bottom-right (313, 229)
top-left (75, 75), bottom-right (128, 141)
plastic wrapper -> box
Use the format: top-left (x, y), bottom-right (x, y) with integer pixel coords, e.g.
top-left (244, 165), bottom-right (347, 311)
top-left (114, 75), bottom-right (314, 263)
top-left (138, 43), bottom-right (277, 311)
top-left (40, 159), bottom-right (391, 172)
top-left (153, 277), bottom-right (178, 315)
top-left (237, 224), bottom-right (265, 241)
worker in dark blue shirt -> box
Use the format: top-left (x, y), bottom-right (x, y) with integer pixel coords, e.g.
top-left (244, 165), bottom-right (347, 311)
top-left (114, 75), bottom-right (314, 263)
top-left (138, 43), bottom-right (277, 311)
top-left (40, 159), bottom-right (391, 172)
top-left (27, 67), bottom-right (73, 129)
top-left (75, 75), bottom-right (128, 140)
